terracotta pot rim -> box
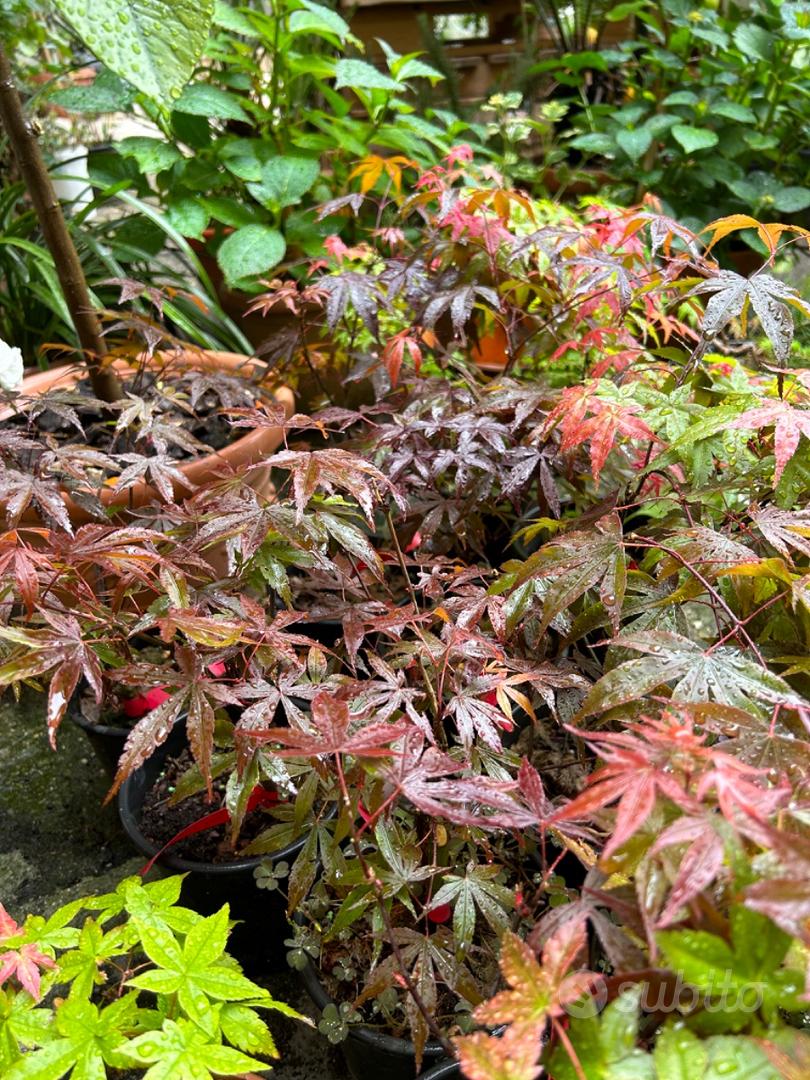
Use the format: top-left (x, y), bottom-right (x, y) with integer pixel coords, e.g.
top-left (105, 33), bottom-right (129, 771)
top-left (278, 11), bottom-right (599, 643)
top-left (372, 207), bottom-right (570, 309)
top-left (5, 348), bottom-right (294, 522)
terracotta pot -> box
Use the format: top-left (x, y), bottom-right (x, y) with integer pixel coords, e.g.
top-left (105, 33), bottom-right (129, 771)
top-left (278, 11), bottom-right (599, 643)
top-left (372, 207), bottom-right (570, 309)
top-left (3, 349), bottom-right (294, 527)
top-left (472, 323), bottom-right (510, 372)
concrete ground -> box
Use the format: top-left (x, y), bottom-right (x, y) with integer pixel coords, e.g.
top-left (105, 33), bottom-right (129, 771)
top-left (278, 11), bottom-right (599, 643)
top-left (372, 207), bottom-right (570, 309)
top-left (0, 690), bottom-right (349, 1079)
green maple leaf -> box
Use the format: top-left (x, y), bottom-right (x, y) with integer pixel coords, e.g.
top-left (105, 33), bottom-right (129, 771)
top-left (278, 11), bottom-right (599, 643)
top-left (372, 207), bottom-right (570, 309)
top-left (113, 875), bottom-right (200, 937)
top-left (0, 987), bottom-right (54, 1071)
top-left (577, 630), bottom-right (806, 719)
top-left (126, 907), bottom-right (269, 1037)
top-left (509, 513), bottom-right (626, 635)
top-left (121, 1017), bottom-right (266, 1080)
top-left (428, 861), bottom-right (514, 954)
top-left (545, 986), bottom-right (655, 1080)
top-left (5, 995), bottom-right (138, 1080)
top-left (54, 916), bottom-right (127, 1001)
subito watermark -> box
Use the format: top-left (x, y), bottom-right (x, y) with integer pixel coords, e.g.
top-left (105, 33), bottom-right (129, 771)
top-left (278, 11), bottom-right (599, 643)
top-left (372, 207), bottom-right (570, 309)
top-left (562, 971), bottom-right (771, 1020)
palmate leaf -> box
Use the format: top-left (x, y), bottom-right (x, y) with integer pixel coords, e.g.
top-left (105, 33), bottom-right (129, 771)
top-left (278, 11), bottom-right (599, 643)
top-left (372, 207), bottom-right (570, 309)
top-left (681, 701), bottom-right (810, 785)
top-left (750, 505), bottom-right (810, 560)
top-left (243, 689), bottom-right (411, 760)
top-left (381, 732), bottom-right (537, 829)
top-left (0, 612), bottom-right (103, 742)
top-left (127, 908), bottom-right (270, 1024)
top-left (263, 448), bottom-right (403, 525)
top-left (542, 383), bottom-right (656, 485)
top-left (511, 513), bottom-right (626, 635)
top-left (107, 648), bottom-right (242, 799)
top-left (690, 270), bottom-right (810, 363)
top-left (577, 630), bottom-right (807, 719)
top-left (743, 826), bottom-right (810, 946)
top-left (5, 994), bottom-right (136, 1080)
top-left (357, 926), bottom-right (473, 1070)
top-left (659, 526), bottom-right (760, 582)
top-left (455, 1026), bottom-right (545, 1080)
top-left (650, 815), bottom-right (726, 927)
top-left (703, 213), bottom-right (810, 257)
top-left (428, 862), bottom-right (513, 954)
top-left (455, 920), bottom-right (593, 1080)
top-left (0, 470), bottom-right (72, 533)
top-left (729, 400), bottom-right (810, 484)
top-left (121, 1018), bottom-right (266, 1080)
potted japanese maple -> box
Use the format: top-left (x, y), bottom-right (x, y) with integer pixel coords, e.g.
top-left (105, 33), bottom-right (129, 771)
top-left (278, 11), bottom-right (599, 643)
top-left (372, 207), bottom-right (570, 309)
top-left (0, 9), bottom-right (294, 530)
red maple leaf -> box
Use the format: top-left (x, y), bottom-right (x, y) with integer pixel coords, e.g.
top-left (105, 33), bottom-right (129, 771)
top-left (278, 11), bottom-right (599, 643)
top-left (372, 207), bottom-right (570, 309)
top-left (244, 688), bottom-right (411, 759)
top-left (0, 903), bottom-right (55, 1000)
top-left (380, 732), bottom-right (536, 829)
top-left (381, 329), bottom-right (422, 387)
top-left (542, 383), bottom-right (657, 484)
top-left (729, 400), bottom-right (810, 484)
top-left (550, 711), bottom-right (788, 861)
top-left (455, 918), bottom-right (594, 1080)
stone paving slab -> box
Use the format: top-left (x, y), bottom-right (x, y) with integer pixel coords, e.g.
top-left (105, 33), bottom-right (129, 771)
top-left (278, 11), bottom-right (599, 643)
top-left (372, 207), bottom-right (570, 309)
top-left (0, 690), bottom-right (348, 1078)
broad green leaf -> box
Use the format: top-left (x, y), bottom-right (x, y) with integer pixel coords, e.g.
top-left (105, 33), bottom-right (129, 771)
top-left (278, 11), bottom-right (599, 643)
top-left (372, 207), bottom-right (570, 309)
top-left (773, 186), bottom-right (810, 213)
top-left (657, 909), bottom-right (803, 1019)
top-left (213, 0), bottom-right (256, 36)
top-left (248, 156), bottom-right (320, 209)
top-left (116, 136), bottom-right (182, 174)
top-left (653, 1023), bottom-right (708, 1077)
top-left (173, 83), bottom-right (248, 121)
top-left (713, 101), bottom-right (756, 124)
top-left (289, 0), bottom-right (350, 40)
top-left (395, 57), bottom-right (443, 82)
top-left (198, 195), bottom-right (260, 229)
top-left (732, 23), bottom-right (774, 61)
top-left (217, 225), bottom-right (285, 285)
top-left (334, 58), bottom-right (402, 92)
top-left (616, 127), bottom-right (653, 162)
top-left (570, 132), bottom-right (615, 154)
top-left (49, 68), bottom-right (135, 113)
top-left (53, 0), bottom-right (214, 107)
top-left (671, 125), bottom-right (719, 154)
top-left (546, 988), bottom-right (655, 1080)
top-left (165, 196), bottom-right (208, 239)
top-left (704, 1036), bottom-right (780, 1078)
top-left (662, 91), bottom-right (699, 106)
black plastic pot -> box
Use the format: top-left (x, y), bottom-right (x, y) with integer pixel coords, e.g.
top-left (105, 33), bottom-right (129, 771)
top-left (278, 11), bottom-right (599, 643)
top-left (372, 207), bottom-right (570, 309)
top-left (117, 722), bottom-right (308, 973)
top-left (298, 956), bottom-right (447, 1080)
top-left (299, 616), bottom-right (345, 649)
top-left (68, 693), bottom-right (129, 776)
top-left (417, 1061), bottom-right (460, 1079)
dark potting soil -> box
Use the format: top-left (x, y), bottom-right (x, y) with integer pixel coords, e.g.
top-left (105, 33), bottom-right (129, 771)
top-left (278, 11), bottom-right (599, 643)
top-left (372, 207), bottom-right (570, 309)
top-left (13, 365), bottom-right (259, 463)
top-left (139, 748), bottom-right (276, 863)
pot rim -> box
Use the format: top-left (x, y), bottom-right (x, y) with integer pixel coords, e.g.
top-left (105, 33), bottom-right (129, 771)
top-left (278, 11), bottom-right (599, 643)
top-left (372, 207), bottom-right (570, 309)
top-left (297, 950), bottom-right (447, 1060)
top-left (3, 348), bottom-right (294, 517)
top-left (117, 723), bottom-right (309, 874)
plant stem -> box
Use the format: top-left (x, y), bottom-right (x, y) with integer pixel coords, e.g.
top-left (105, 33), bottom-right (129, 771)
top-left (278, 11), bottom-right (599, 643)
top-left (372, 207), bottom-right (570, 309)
top-left (333, 755), bottom-right (454, 1057)
top-left (0, 41), bottom-right (122, 402)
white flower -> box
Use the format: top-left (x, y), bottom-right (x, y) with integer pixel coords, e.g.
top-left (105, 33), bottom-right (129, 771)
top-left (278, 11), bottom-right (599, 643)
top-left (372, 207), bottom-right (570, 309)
top-left (0, 339), bottom-right (23, 392)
